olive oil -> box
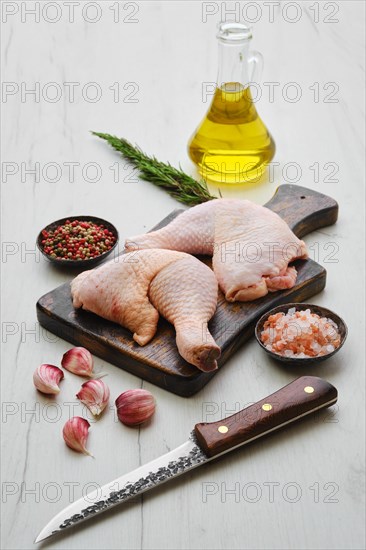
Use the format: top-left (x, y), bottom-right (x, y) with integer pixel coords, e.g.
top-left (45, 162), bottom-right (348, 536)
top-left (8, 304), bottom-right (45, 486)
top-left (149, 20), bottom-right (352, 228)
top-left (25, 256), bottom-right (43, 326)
top-left (188, 23), bottom-right (275, 185)
top-left (188, 83), bottom-right (275, 184)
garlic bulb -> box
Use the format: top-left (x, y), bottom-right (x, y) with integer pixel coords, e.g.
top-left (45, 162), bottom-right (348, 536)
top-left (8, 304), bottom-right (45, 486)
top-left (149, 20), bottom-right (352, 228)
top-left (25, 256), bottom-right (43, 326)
top-left (115, 389), bottom-right (156, 427)
top-left (76, 379), bottom-right (110, 416)
top-left (33, 364), bottom-right (64, 395)
top-left (62, 417), bottom-right (93, 456)
top-left (61, 347), bottom-right (94, 377)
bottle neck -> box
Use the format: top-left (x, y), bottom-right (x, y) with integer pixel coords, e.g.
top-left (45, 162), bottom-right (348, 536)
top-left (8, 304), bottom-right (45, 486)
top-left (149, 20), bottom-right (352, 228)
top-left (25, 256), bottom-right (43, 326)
top-left (216, 40), bottom-right (251, 89)
top-left (216, 22), bottom-right (253, 90)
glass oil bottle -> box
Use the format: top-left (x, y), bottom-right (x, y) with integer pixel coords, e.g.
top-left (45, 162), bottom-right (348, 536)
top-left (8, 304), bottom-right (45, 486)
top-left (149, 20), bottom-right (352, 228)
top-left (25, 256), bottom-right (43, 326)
top-left (188, 23), bottom-right (275, 184)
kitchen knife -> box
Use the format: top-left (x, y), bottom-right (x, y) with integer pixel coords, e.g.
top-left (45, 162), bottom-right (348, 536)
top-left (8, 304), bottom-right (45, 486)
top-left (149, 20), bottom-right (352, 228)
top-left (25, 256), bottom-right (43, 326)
top-left (35, 376), bottom-right (337, 543)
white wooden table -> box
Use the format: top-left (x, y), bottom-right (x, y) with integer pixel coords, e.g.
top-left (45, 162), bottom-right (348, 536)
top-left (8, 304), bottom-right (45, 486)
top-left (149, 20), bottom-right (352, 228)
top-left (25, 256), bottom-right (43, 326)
top-left (1, 2), bottom-right (365, 549)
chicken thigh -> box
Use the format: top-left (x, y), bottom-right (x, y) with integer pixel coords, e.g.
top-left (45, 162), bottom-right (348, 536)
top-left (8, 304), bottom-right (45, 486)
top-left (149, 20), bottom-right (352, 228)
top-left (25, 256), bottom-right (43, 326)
top-left (126, 199), bottom-right (308, 301)
top-left (71, 249), bottom-right (220, 371)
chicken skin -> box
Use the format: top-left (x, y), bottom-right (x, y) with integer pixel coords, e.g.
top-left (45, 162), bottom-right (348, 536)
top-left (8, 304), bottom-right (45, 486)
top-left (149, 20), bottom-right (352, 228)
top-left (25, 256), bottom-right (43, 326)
top-left (71, 249), bottom-right (220, 371)
top-left (126, 199), bottom-right (308, 301)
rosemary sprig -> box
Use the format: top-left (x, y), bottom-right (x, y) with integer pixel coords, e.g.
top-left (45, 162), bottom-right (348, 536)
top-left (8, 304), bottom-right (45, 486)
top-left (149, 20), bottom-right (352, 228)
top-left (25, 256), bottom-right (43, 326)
top-left (92, 132), bottom-right (216, 206)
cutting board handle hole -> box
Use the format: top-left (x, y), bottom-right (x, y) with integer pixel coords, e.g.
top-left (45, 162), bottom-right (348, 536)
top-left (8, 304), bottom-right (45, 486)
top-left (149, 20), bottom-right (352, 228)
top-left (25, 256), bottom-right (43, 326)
top-left (300, 196), bottom-right (306, 199)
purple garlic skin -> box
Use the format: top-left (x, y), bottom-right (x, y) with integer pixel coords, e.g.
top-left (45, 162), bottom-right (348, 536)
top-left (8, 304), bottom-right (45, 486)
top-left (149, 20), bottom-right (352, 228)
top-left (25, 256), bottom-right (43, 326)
top-left (76, 379), bottom-right (110, 416)
top-left (61, 347), bottom-right (94, 377)
top-left (62, 417), bottom-right (93, 456)
top-left (33, 364), bottom-right (64, 395)
top-left (115, 389), bottom-right (156, 427)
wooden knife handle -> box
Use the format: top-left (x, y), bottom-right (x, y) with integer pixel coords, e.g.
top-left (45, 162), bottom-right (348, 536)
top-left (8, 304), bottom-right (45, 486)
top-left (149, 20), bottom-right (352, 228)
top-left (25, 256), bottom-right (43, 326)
top-left (264, 184), bottom-right (339, 239)
top-left (194, 376), bottom-right (337, 458)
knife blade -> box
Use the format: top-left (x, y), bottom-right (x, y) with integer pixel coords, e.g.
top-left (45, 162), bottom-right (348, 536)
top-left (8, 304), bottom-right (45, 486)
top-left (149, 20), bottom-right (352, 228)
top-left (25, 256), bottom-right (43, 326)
top-left (35, 376), bottom-right (337, 543)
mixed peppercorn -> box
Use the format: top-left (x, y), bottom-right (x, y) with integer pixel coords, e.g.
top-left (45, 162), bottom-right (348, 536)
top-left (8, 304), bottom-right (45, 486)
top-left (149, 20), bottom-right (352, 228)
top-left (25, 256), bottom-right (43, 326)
top-left (41, 220), bottom-right (117, 261)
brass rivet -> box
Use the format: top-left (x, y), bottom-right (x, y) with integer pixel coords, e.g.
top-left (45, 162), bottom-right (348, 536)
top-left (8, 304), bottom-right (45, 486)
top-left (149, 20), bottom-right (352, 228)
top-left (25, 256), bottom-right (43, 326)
top-left (304, 386), bottom-right (315, 394)
top-left (262, 403), bottom-right (273, 411)
top-left (218, 426), bottom-right (228, 434)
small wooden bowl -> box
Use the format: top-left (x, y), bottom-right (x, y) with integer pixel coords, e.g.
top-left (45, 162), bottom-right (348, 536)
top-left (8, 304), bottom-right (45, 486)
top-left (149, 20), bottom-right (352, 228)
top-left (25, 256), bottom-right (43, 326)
top-left (255, 303), bottom-right (347, 365)
top-left (37, 215), bottom-right (119, 269)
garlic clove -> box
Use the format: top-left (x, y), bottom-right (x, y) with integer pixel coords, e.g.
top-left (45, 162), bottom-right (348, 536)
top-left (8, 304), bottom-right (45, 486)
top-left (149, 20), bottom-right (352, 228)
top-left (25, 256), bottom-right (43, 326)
top-left (61, 347), bottom-right (94, 377)
top-left (115, 389), bottom-right (156, 427)
top-left (76, 379), bottom-right (110, 416)
top-left (33, 364), bottom-right (64, 395)
top-left (63, 417), bottom-right (93, 456)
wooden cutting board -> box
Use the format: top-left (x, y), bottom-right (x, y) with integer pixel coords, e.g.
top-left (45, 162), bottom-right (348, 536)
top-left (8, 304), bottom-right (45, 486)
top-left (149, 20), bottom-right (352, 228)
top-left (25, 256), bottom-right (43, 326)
top-left (37, 185), bottom-right (338, 397)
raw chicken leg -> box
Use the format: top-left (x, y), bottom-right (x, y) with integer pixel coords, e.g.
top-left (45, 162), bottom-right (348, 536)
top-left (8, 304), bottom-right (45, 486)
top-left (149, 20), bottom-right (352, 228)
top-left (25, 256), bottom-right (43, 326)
top-left (126, 199), bottom-right (308, 302)
top-left (149, 256), bottom-right (220, 371)
top-left (71, 249), bottom-right (220, 371)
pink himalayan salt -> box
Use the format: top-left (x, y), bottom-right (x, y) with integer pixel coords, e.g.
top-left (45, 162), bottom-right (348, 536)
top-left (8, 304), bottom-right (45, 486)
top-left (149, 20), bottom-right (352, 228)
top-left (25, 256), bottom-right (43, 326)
top-left (260, 307), bottom-right (341, 358)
